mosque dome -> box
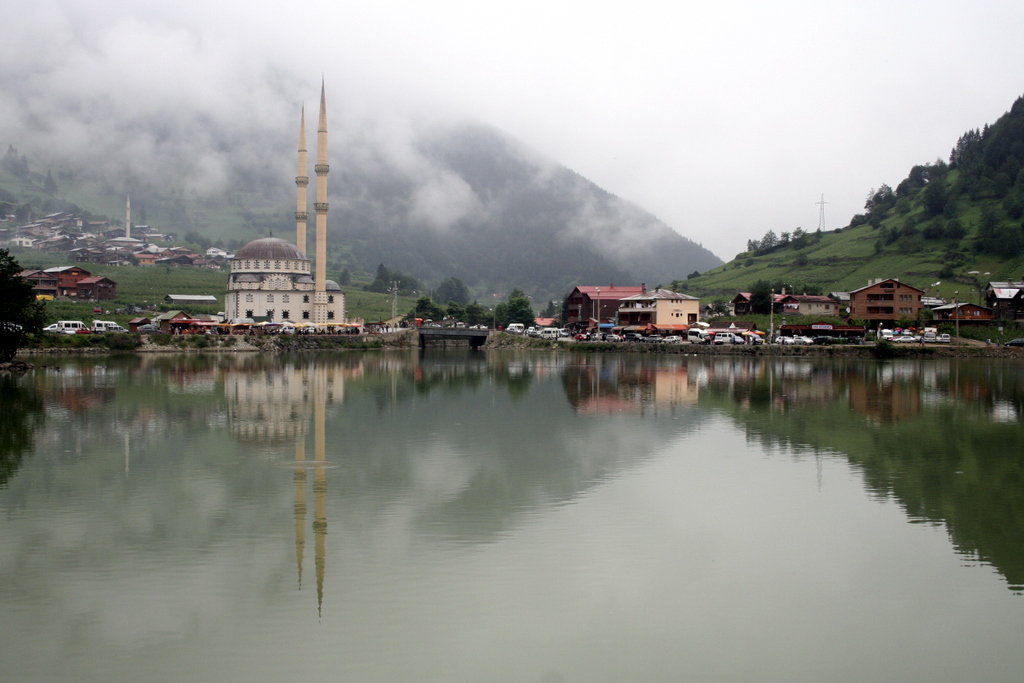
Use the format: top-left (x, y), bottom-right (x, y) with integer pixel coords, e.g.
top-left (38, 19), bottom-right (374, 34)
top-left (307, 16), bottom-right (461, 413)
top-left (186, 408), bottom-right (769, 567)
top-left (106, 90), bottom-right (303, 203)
top-left (234, 237), bottom-right (307, 261)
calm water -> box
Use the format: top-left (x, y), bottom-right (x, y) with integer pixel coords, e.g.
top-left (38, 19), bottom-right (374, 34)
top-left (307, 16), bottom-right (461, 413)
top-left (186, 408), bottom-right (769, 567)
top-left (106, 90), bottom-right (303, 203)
top-left (2, 350), bottom-right (1023, 682)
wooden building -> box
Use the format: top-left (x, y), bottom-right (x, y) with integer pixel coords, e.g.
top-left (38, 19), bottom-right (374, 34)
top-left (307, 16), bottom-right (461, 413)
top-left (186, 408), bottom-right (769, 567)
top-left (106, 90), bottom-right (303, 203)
top-left (848, 278), bottom-right (925, 325)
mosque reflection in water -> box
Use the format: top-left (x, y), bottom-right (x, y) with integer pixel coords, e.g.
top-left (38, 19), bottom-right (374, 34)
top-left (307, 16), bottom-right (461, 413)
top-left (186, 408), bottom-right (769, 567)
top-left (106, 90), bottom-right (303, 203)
top-left (207, 353), bottom-right (1024, 603)
top-left (3, 351), bottom-right (1023, 617)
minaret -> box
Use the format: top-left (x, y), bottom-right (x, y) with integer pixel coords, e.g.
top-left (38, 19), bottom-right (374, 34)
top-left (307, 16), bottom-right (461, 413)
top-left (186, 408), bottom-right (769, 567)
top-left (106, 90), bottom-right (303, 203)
top-left (125, 194), bottom-right (131, 240)
top-left (295, 107), bottom-right (309, 256)
top-left (313, 81), bottom-right (329, 323)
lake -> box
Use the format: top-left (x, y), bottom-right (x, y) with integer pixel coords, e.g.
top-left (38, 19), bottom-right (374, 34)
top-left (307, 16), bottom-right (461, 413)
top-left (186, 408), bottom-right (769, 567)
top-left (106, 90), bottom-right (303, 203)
top-left (2, 350), bottom-right (1023, 682)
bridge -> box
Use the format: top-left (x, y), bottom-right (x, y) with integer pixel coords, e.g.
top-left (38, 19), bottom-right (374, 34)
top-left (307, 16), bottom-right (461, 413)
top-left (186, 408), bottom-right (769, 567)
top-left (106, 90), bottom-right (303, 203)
top-left (417, 327), bottom-right (491, 349)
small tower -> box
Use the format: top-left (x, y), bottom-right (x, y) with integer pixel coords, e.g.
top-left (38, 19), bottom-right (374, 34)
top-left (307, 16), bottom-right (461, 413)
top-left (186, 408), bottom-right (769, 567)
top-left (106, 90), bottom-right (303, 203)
top-left (312, 81), bottom-right (330, 324)
top-left (295, 107), bottom-right (309, 256)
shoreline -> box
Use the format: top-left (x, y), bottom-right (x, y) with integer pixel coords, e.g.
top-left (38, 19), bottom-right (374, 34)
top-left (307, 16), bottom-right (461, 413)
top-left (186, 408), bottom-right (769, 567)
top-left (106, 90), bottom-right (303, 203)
top-left (7, 332), bottom-right (1024, 367)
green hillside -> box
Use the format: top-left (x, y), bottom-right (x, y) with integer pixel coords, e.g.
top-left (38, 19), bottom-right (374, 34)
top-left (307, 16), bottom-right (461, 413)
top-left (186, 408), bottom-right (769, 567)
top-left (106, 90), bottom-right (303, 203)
top-left (678, 95), bottom-right (1024, 306)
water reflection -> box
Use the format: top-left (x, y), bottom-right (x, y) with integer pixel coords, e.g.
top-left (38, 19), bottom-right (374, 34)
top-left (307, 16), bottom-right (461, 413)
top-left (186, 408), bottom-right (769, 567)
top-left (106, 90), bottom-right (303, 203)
top-left (3, 352), bottom-right (1024, 681)
top-left (0, 374), bottom-right (45, 487)
top-left (697, 356), bottom-right (1024, 591)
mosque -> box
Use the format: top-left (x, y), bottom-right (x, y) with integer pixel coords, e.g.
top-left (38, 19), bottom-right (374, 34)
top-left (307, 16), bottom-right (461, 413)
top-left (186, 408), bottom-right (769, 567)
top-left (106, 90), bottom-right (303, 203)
top-left (224, 83), bottom-right (345, 324)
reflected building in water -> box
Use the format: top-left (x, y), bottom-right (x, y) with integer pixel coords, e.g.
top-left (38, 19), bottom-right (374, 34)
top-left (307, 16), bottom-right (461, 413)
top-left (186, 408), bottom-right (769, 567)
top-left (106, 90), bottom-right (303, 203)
top-left (562, 358), bottom-right (699, 415)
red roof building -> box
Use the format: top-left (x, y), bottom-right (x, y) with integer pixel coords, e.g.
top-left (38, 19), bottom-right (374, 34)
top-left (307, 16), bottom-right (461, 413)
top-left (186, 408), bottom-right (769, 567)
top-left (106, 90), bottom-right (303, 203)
top-left (565, 285), bottom-right (647, 330)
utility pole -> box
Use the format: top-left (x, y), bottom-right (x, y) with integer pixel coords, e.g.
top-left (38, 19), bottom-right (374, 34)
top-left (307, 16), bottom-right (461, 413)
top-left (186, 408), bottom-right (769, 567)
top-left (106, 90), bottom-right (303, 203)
top-left (390, 281), bottom-right (398, 328)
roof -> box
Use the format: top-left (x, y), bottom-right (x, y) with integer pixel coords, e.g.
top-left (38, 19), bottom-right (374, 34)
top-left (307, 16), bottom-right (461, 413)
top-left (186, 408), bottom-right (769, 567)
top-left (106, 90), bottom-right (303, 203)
top-left (573, 285), bottom-right (645, 298)
top-left (165, 294), bottom-right (218, 303)
top-left (77, 276), bottom-right (116, 285)
top-left (619, 288), bottom-right (699, 302)
top-left (849, 278), bottom-right (925, 294)
top-left (989, 287), bottom-right (1021, 300)
top-left (707, 321), bottom-right (757, 331)
top-left (785, 294), bottom-right (835, 304)
top-left (234, 236), bottom-right (307, 261)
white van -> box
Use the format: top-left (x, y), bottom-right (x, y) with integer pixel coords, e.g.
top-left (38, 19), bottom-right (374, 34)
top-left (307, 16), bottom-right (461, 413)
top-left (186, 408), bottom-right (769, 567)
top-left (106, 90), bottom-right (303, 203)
top-left (687, 329), bottom-right (709, 344)
top-left (505, 323), bottom-right (526, 335)
top-left (712, 331), bottom-right (742, 345)
top-left (44, 320), bottom-right (89, 335)
top-left (92, 320), bottom-right (128, 333)
top-left (539, 327), bottom-right (559, 340)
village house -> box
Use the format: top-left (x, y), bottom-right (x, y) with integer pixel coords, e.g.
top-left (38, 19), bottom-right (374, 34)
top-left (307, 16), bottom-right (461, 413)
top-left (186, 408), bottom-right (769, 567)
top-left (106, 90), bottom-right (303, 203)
top-left (564, 285), bottom-right (647, 331)
top-left (776, 293), bottom-right (838, 317)
top-left (984, 281), bottom-right (1024, 320)
top-left (76, 276), bottom-right (118, 301)
top-left (616, 288), bottom-right (700, 334)
top-left (44, 265), bottom-right (93, 297)
top-left (848, 278), bottom-right (925, 326)
top-left (731, 292), bottom-right (754, 316)
top-left (931, 301), bottom-right (993, 323)
top-left (19, 269), bottom-right (58, 299)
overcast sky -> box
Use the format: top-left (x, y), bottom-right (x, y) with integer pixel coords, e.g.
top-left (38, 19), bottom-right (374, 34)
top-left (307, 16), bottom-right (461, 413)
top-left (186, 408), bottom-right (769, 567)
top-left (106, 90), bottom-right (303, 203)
top-left (3, 0), bottom-right (1024, 259)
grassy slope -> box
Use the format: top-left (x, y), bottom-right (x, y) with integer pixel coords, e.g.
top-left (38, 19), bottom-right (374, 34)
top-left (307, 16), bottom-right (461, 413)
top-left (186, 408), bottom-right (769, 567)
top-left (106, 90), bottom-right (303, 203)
top-left (684, 201), bottom-right (1024, 307)
top-left (10, 249), bottom-right (415, 327)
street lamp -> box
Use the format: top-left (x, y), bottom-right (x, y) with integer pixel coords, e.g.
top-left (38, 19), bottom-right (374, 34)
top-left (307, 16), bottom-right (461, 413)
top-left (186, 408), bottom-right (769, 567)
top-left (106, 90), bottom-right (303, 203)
top-left (954, 290), bottom-right (960, 343)
top-left (769, 288), bottom-right (774, 342)
top-left (594, 287), bottom-right (601, 339)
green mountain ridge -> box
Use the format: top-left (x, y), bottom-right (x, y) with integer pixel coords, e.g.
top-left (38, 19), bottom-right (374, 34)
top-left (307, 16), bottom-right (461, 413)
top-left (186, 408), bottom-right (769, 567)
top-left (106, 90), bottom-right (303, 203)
top-left (681, 94), bottom-right (1024, 305)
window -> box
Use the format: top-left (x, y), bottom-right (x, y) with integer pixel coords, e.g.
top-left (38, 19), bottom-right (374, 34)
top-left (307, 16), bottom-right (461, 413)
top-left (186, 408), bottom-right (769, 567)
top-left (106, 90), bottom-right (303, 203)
top-left (282, 310), bottom-right (289, 320)
top-left (263, 261), bottom-right (270, 269)
top-left (303, 294), bottom-right (309, 303)
top-left (283, 294), bottom-right (289, 303)
top-left (274, 261), bottom-right (281, 270)
top-left (302, 311), bottom-right (310, 319)
top-left (327, 311), bottom-right (335, 320)
top-left (327, 295), bottom-right (334, 304)
top-left (266, 310), bottom-right (274, 319)
top-left (245, 293), bottom-right (253, 303)
top-left (245, 310), bottom-right (253, 318)
top-left (267, 294), bottom-right (274, 302)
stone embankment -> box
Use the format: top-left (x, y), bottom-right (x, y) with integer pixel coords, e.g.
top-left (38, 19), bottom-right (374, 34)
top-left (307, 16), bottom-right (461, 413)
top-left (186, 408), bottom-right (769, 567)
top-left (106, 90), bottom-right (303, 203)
top-left (485, 333), bottom-right (1024, 360)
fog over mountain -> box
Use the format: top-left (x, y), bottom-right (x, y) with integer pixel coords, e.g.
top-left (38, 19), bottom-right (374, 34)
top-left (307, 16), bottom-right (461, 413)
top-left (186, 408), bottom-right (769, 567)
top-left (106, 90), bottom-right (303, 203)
top-left (0, 21), bottom-right (720, 298)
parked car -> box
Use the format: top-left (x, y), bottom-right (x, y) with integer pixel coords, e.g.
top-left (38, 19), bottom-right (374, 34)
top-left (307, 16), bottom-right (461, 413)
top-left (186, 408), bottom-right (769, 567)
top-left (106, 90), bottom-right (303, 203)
top-left (662, 335), bottom-right (683, 344)
top-left (574, 333), bottom-right (589, 342)
top-left (892, 335), bottom-right (919, 343)
top-left (137, 324), bottom-right (160, 334)
top-left (792, 335), bottom-right (814, 345)
top-left (936, 334), bottom-right (951, 343)
top-left (1006, 338), bottom-right (1024, 347)
top-left (812, 336), bottom-right (834, 345)
top-left (623, 333), bottom-right (644, 343)
top-left (603, 333), bottom-right (622, 342)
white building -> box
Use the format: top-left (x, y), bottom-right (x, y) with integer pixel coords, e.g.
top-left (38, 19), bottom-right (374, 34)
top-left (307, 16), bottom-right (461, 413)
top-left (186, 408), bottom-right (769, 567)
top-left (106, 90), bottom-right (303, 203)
top-left (223, 237), bottom-right (343, 323)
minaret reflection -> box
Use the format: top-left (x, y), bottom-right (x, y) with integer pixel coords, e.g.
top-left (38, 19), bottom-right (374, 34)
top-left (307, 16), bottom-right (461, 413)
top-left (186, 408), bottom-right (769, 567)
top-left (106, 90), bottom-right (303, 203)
top-left (311, 369), bottom-right (328, 617)
top-left (224, 359), bottom-right (344, 616)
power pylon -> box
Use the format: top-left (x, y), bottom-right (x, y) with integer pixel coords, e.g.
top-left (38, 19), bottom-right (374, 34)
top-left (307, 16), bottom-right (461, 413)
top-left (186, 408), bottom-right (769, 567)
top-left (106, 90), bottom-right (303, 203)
top-left (816, 194), bottom-right (829, 231)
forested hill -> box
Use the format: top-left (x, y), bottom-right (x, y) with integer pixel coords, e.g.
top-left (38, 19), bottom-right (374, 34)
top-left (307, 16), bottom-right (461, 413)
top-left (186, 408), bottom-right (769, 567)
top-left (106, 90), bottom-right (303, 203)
top-left (681, 94), bottom-right (1024, 302)
top-left (0, 119), bottom-right (721, 305)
